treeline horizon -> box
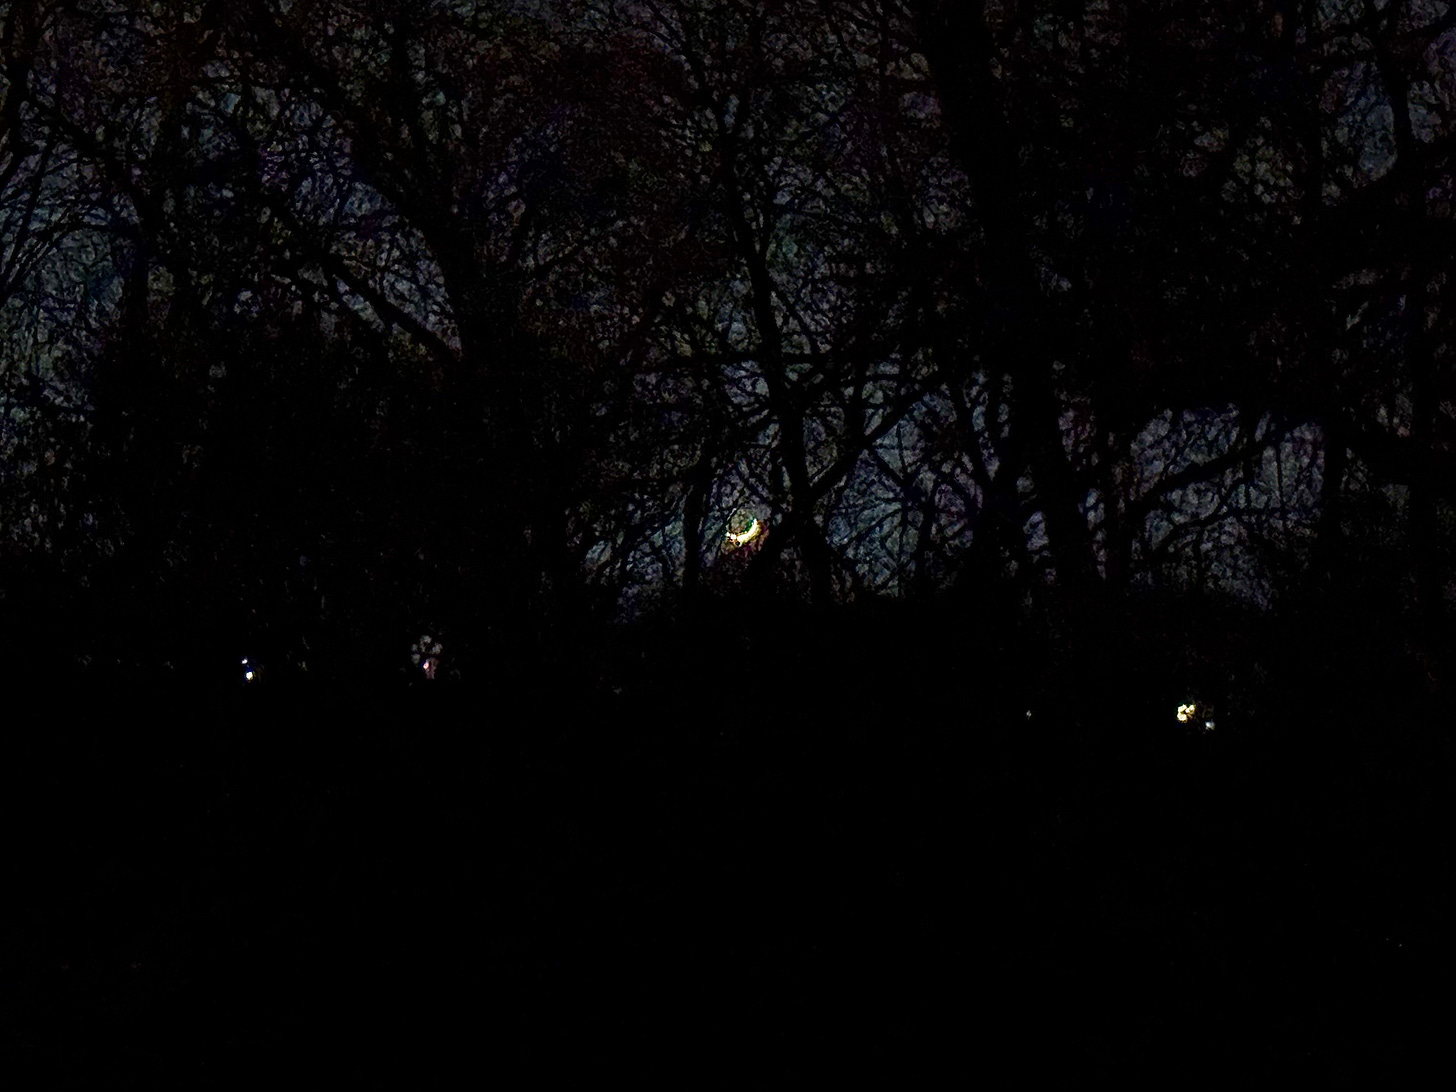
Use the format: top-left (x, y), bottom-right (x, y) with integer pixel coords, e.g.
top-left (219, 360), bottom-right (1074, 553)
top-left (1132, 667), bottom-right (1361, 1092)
top-left (0, 1), bottom-right (1451, 701)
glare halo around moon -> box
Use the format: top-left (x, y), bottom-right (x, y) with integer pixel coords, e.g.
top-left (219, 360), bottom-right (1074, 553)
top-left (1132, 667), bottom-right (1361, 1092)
top-left (726, 518), bottom-right (761, 548)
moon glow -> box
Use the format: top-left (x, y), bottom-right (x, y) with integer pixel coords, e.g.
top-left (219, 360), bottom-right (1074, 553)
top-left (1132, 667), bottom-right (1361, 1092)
top-left (725, 518), bottom-right (762, 548)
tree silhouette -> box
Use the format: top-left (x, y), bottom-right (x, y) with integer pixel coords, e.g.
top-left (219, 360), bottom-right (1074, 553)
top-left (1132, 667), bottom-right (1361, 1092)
top-left (0, 0), bottom-right (1447, 691)
top-left (3, 4), bottom-right (1455, 1087)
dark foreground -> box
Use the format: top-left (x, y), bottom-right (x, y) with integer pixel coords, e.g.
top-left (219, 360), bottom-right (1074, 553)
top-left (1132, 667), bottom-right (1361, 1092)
top-left (2, 624), bottom-right (1450, 1087)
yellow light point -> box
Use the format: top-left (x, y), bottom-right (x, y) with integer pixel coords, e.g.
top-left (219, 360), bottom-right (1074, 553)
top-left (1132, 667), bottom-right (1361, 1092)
top-left (1177, 703), bottom-right (1196, 723)
top-left (726, 518), bottom-right (761, 547)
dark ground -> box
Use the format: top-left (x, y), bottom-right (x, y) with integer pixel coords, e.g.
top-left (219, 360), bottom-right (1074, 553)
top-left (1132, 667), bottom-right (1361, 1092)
top-left (1, 606), bottom-right (1450, 1086)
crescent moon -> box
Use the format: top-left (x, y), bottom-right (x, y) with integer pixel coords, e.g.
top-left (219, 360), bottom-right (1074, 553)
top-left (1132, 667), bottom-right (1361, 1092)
top-left (725, 518), bottom-right (761, 547)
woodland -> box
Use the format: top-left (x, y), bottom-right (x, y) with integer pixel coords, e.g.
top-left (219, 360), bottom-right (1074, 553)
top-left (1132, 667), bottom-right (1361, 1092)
top-left (0, 0), bottom-right (1452, 1083)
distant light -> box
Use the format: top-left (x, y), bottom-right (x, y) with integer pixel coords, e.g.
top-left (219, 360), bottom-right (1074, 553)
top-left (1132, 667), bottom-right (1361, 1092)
top-left (410, 632), bottom-right (444, 680)
top-left (1204, 720), bottom-right (1215, 730)
top-left (1177, 703), bottom-right (1197, 724)
top-left (244, 670), bottom-right (255, 682)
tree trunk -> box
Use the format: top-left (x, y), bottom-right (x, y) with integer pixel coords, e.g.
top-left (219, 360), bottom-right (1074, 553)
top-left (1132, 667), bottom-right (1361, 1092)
top-left (909, 0), bottom-right (1097, 614)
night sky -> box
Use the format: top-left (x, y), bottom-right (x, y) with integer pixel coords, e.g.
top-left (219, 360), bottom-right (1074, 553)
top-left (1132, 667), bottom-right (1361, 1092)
top-left (1, 1), bottom-right (1452, 1084)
